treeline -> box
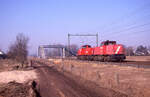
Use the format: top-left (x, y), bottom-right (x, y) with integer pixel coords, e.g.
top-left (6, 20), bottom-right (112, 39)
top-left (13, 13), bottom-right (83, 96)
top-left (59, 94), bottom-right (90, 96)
top-left (126, 45), bottom-right (150, 56)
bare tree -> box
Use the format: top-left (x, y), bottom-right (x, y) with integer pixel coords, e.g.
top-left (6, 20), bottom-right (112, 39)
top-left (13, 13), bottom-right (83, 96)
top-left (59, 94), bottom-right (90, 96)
top-left (7, 33), bottom-right (29, 67)
top-left (148, 46), bottom-right (150, 55)
top-left (135, 45), bottom-right (148, 56)
top-left (125, 46), bottom-right (134, 56)
top-left (65, 44), bottom-right (78, 56)
top-left (69, 44), bottom-right (78, 54)
top-left (45, 44), bottom-right (64, 58)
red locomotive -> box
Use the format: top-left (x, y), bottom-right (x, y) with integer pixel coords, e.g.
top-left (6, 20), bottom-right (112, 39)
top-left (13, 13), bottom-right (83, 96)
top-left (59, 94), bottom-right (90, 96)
top-left (77, 40), bottom-right (126, 61)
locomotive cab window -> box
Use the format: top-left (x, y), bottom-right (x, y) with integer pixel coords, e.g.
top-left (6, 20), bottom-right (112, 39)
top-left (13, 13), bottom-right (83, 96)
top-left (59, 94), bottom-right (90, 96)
top-left (82, 45), bottom-right (91, 48)
top-left (107, 41), bottom-right (116, 45)
top-left (101, 40), bottom-right (116, 46)
top-left (100, 42), bottom-right (104, 46)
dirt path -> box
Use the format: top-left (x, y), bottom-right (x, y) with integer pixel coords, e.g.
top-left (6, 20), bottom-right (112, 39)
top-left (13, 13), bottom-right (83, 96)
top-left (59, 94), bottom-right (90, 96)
top-left (34, 62), bottom-right (127, 97)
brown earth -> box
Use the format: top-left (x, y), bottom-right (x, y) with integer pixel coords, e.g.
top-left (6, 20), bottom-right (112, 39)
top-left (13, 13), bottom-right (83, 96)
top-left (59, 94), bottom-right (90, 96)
top-left (0, 59), bottom-right (19, 72)
top-left (126, 56), bottom-right (150, 62)
top-left (0, 59), bottom-right (127, 97)
top-left (34, 61), bottom-right (127, 97)
top-left (36, 56), bottom-right (150, 97)
top-left (0, 59), bottom-right (38, 97)
top-left (1, 56), bottom-right (150, 97)
top-left (0, 81), bottom-right (36, 97)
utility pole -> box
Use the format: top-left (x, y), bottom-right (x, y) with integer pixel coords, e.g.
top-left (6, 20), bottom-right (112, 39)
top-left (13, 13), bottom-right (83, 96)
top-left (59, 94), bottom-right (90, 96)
top-left (68, 34), bottom-right (70, 51)
top-left (96, 33), bottom-right (98, 46)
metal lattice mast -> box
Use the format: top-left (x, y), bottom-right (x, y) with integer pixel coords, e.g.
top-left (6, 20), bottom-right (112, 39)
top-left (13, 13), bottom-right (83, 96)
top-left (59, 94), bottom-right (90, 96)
top-left (68, 33), bottom-right (99, 50)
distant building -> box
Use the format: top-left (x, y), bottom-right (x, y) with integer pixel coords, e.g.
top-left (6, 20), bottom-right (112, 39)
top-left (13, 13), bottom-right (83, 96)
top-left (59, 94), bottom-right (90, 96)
top-left (0, 50), bottom-right (6, 59)
top-left (148, 50), bottom-right (150, 55)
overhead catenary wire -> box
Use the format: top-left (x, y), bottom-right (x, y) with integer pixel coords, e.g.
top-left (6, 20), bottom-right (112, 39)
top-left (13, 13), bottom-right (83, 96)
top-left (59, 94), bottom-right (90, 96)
top-left (100, 2), bottom-right (150, 33)
top-left (102, 13), bottom-right (150, 35)
top-left (106, 28), bottom-right (150, 39)
top-left (118, 31), bottom-right (149, 45)
top-left (103, 22), bottom-right (150, 37)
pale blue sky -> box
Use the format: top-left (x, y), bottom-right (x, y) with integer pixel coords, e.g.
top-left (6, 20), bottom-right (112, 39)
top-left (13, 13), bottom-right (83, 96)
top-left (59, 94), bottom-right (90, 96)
top-left (0, 0), bottom-right (150, 54)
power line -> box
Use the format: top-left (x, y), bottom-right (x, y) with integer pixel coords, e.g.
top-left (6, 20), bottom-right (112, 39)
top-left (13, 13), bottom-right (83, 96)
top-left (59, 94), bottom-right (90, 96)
top-left (100, 2), bottom-right (150, 34)
top-left (103, 13), bottom-right (150, 35)
top-left (106, 28), bottom-right (150, 39)
top-left (103, 22), bottom-right (150, 37)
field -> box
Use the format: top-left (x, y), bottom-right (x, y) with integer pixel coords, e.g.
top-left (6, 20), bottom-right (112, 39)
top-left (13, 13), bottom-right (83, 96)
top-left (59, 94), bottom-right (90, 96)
top-left (126, 56), bottom-right (150, 62)
top-left (47, 56), bottom-right (150, 97)
top-left (0, 56), bottom-right (150, 97)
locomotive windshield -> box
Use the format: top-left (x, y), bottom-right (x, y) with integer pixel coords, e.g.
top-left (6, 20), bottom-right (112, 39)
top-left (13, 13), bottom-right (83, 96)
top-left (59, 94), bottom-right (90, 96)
top-left (101, 40), bottom-right (116, 46)
top-left (82, 45), bottom-right (91, 48)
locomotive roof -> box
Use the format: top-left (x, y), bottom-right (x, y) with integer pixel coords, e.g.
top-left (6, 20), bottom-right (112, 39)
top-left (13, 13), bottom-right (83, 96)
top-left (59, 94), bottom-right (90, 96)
top-left (101, 40), bottom-right (116, 44)
top-left (82, 45), bottom-right (91, 48)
